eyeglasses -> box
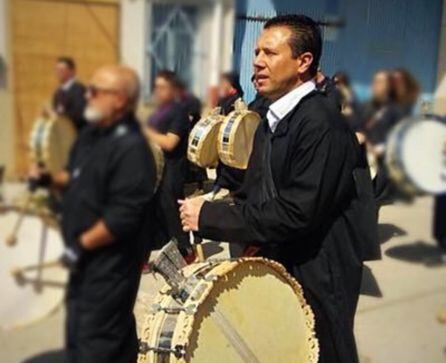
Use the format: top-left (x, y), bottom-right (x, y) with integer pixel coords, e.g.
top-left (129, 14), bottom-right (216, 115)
top-left (86, 84), bottom-right (120, 98)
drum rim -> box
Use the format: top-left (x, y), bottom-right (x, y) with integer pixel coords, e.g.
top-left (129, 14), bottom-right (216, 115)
top-left (138, 257), bottom-right (319, 363)
top-left (386, 115), bottom-right (446, 195)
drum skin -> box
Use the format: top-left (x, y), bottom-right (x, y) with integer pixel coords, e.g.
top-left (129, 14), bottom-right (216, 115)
top-left (386, 116), bottom-right (446, 195)
top-left (29, 115), bottom-right (76, 175)
top-left (218, 100), bottom-right (261, 169)
top-left (138, 258), bottom-right (319, 363)
top-left (188, 109), bottom-right (224, 168)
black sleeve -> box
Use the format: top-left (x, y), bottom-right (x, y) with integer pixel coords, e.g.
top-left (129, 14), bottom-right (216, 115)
top-left (199, 122), bottom-right (351, 244)
top-left (167, 107), bottom-right (189, 139)
top-left (65, 84), bottom-right (87, 130)
top-left (103, 138), bottom-right (156, 240)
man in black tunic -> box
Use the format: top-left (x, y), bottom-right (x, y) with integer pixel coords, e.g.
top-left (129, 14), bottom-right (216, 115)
top-left (52, 57), bottom-right (87, 131)
top-left (180, 15), bottom-right (379, 363)
top-left (31, 65), bottom-right (156, 363)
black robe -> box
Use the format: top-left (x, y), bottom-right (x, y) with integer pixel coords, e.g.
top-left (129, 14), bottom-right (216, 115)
top-left (62, 114), bottom-right (156, 363)
top-left (198, 90), bottom-right (379, 363)
top-left (53, 81), bottom-right (87, 131)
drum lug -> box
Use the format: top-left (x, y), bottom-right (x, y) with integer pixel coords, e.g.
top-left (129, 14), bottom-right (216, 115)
top-left (138, 340), bottom-right (186, 359)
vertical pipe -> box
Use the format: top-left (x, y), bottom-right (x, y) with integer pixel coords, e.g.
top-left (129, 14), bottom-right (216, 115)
top-left (210, 0), bottom-right (224, 87)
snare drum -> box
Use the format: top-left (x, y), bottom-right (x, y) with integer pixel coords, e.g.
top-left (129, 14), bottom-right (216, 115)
top-left (188, 108), bottom-right (224, 168)
top-left (386, 115), bottom-right (446, 195)
top-left (138, 243), bottom-right (319, 363)
top-left (218, 99), bottom-right (261, 169)
top-left (29, 114), bottom-right (76, 174)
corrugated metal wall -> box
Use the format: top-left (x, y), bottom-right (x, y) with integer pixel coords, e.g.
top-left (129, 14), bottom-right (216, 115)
top-left (234, 0), bottom-right (443, 103)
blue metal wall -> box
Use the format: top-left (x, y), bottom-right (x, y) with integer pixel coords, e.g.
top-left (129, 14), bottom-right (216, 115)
top-left (234, 0), bottom-right (443, 103)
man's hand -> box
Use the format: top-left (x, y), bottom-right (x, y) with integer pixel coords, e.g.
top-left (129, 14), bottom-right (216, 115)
top-left (60, 241), bottom-right (84, 272)
top-left (178, 197), bottom-right (205, 232)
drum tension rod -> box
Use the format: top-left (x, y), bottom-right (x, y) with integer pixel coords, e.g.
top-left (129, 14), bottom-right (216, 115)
top-left (138, 341), bottom-right (186, 359)
top-left (152, 304), bottom-right (197, 315)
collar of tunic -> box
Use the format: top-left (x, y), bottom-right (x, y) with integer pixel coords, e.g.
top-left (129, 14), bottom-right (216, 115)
top-left (267, 80), bottom-right (316, 133)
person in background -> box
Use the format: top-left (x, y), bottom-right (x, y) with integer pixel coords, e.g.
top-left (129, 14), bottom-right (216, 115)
top-left (30, 65), bottom-right (156, 363)
top-left (176, 80), bottom-right (207, 190)
top-left (52, 57), bottom-right (87, 131)
top-left (215, 72), bottom-right (246, 193)
top-left (315, 68), bottom-right (343, 111)
top-left (145, 70), bottom-right (194, 258)
top-left (217, 71), bottom-right (244, 115)
top-left (333, 71), bottom-right (359, 121)
top-left (391, 68), bottom-right (420, 117)
top-left (358, 70), bottom-right (402, 203)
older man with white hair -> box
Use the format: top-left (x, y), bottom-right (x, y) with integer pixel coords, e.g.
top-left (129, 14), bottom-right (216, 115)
top-left (30, 65), bottom-right (157, 363)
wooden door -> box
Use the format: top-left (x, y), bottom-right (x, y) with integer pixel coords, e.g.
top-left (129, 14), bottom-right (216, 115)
top-left (10, 0), bottom-right (120, 174)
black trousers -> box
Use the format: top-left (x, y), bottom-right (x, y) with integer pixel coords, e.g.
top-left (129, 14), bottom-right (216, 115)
top-left (434, 194), bottom-right (446, 251)
top-left (66, 270), bottom-right (140, 363)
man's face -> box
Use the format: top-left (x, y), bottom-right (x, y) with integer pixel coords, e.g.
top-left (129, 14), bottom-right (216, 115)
top-left (253, 26), bottom-right (313, 100)
top-left (55, 62), bottom-right (74, 84)
top-left (154, 77), bottom-right (176, 105)
top-left (85, 70), bottom-right (126, 124)
top-left (371, 72), bottom-right (390, 102)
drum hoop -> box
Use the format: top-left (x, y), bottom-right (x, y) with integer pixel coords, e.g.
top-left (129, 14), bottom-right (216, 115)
top-left (138, 258), bottom-right (319, 363)
top-left (386, 115), bottom-right (446, 195)
top-left (217, 110), bottom-right (260, 168)
top-left (188, 114), bottom-right (223, 167)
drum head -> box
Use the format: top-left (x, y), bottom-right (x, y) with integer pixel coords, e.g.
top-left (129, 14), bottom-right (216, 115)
top-left (0, 210), bottom-right (67, 330)
top-left (396, 118), bottom-right (446, 194)
top-left (30, 115), bottom-right (76, 175)
top-left (183, 260), bottom-right (318, 362)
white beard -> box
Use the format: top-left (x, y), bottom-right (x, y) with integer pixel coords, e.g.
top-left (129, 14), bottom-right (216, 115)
top-left (84, 106), bottom-right (104, 124)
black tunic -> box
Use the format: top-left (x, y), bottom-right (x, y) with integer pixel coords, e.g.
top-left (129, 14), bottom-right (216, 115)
top-left (198, 91), bottom-right (379, 363)
top-left (53, 81), bottom-right (87, 131)
top-left (148, 102), bottom-right (191, 249)
top-left (62, 114), bottom-right (156, 363)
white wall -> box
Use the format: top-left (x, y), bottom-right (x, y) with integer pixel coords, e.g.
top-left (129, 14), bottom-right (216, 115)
top-left (434, 0), bottom-right (446, 114)
top-left (120, 0), bottom-right (148, 81)
top-left (0, 0), bottom-right (15, 178)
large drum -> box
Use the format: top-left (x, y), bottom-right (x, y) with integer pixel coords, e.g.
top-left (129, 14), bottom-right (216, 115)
top-left (386, 116), bottom-right (446, 195)
top-left (217, 99), bottom-right (261, 169)
top-left (188, 108), bottom-right (224, 168)
top-left (0, 184), bottom-right (67, 330)
top-left (147, 139), bottom-right (165, 192)
top-left (138, 243), bottom-right (319, 363)
top-left (29, 114), bottom-right (77, 174)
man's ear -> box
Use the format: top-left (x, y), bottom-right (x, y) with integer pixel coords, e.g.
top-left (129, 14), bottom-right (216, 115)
top-left (297, 52), bottom-right (314, 75)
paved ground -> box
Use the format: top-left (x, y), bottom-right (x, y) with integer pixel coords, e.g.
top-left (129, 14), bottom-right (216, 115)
top-left (0, 197), bottom-right (445, 363)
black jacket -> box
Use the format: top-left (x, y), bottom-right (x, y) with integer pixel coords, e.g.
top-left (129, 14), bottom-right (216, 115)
top-left (62, 113), bottom-right (156, 363)
top-left (53, 80), bottom-right (87, 131)
top-left (198, 91), bottom-right (380, 363)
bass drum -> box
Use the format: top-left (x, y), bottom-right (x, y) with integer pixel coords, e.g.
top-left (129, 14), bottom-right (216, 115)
top-left (147, 139), bottom-right (165, 192)
top-left (138, 256), bottom-right (319, 363)
top-left (386, 115), bottom-right (446, 195)
top-left (217, 99), bottom-right (261, 169)
top-left (29, 114), bottom-right (76, 174)
top-left (188, 108), bottom-right (224, 168)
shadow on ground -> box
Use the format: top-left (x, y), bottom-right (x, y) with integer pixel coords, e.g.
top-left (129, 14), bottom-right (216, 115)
top-left (360, 265), bottom-right (383, 297)
top-left (22, 350), bottom-right (65, 363)
top-left (378, 223), bottom-right (407, 244)
top-left (385, 240), bottom-right (445, 267)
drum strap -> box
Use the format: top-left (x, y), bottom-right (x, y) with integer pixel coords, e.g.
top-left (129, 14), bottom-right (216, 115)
top-left (212, 308), bottom-right (261, 363)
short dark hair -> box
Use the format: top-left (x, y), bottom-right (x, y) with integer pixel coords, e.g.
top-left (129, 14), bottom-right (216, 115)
top-left (264, 14), bottom-right (322, 77)
top-left (221, 71), bottom-right (244, 97)
top-left (156, 69), bottom-right (181, 88)
top-left (57, 56), bottom-right (76, 70)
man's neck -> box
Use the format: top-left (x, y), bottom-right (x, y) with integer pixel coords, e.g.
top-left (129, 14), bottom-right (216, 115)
top-left (99, 111), bottom-right (128, 128)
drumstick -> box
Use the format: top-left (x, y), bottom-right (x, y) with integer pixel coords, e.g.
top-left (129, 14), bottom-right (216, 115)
top-left (5, 195), bottom-right (32, 247)
top-left (10, 259), bottom-right (61, 279)
top-left (35, 222), bottom-right (49, 290)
